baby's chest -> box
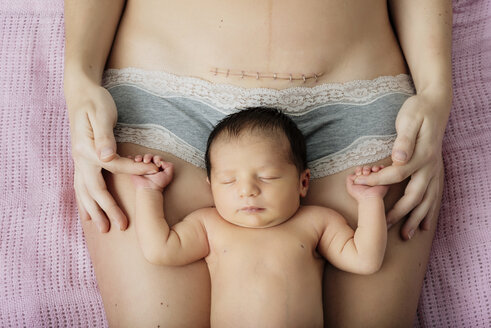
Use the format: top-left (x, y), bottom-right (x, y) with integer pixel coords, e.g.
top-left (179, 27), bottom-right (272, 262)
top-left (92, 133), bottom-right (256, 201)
top-left (206, 228), bottom-right (322, 276)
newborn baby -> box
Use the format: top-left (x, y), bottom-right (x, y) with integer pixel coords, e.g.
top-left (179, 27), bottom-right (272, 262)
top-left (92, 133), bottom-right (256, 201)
top-left (129, 107), bottom-right (389, 327)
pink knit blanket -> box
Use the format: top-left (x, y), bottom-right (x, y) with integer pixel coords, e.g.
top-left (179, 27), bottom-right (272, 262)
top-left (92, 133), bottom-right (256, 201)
top-left (0, 1), bottom-right (489, 326)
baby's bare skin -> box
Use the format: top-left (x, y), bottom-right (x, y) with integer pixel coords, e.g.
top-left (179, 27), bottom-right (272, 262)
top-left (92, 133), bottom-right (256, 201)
top-left (128, 134), bottom-right (389, 327)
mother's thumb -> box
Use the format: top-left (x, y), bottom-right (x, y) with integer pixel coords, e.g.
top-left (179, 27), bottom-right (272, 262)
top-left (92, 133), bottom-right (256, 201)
top-left (93, 119), bottom-right (117, 162)
top-left (392, 118), bottom-right (421, 166)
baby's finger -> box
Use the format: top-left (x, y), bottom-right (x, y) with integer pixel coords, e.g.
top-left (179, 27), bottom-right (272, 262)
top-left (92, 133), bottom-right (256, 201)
top-left (355, 166), bottom-right (362, 175)
top-left (160, 161), bottom-right (174, 174)
top-left (143, 153), bottom-right (153, 163)
top-left (161, 161), bottom-right (173, 169)
top-left (135, 154), bottom-right (143, 162)
top-left (346, 175), bottom-right (355, 188)
top-left (362, 166), bottom-right (371, 175)
top-left (374, 164), bottom-right (386, 172)
top-left (353, 175), bottom-right (366, 185)
top-left (372, 165), bottom-right (381, 172)
top-left (130, 155), bottom-right (141, 163)
top-left (153, 155), bottom-right (163, 166)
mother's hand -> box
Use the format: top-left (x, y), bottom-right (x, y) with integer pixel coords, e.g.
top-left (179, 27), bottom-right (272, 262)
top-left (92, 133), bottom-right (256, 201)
top-left (353, 90), bottom-right (452, 240)
top-left (65, 79), bottom-right (159, 233)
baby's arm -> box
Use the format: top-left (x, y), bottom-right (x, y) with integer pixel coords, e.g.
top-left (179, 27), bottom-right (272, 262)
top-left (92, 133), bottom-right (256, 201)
top-left (129, 154), bottom-right (210, 266)
top-left (317, 165), bottom-right (389, 275)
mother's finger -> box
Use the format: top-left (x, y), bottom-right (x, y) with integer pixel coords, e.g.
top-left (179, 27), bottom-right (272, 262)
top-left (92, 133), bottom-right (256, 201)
top-left (352, 162), bottom-right (412, 186)
top-left (74, 186), bottom-right (91, 222)
top-left (73, 170), bottom-right (91, 222)
top-left (75, 173), bottom-right (110, 233)
top-left (72, 124), bottom-right (158, 176)
top-left (89, 91), bottom-right (118, 162)
top-left (421, 195), bottom-right (439, 232)
top-left (392, 110), bottom-right (422, 165)
top-left (386, 169), bottom-right (432, 224)
top-left (399, 176), bottom-right (437, 240)
top-left (102, 155), bottom-right (159, 175)
top-left (84, 170), bottom-right (128, 231)
top-left (417, 167), bottom-right (442, 232)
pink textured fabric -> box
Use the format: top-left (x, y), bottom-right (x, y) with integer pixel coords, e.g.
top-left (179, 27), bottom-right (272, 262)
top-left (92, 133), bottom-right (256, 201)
top-left (0, 1), bottom-right (107, 327)
top-left (414, 1), bottom-right (491, 327)
top-left (0, 0), bottom-right (489, 327)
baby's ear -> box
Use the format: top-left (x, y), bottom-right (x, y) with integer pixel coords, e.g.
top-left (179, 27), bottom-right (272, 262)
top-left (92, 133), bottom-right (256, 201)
top-left (299, 169), bottom-right (310, 197)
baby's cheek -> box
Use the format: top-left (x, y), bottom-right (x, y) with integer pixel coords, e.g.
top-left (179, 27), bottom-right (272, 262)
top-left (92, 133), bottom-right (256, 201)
top-left (213, 189), bottom-right (234, 213)
top-left (276, 186), bottom-right (300, 214)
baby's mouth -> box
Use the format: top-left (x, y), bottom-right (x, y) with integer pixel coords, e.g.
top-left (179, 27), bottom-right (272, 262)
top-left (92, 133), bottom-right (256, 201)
top-left (240, 206), bottom-right (265, 213)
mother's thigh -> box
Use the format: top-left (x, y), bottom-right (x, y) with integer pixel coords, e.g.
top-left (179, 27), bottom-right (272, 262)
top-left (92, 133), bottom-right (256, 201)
top-left (305, 158), bottom-right (444, 328)
top-left (81, 143), bottom-right (213, 327)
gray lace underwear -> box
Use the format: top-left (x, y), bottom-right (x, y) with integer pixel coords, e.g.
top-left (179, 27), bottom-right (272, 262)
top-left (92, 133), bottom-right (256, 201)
top-left (102, 67), bottom-right (415, 178)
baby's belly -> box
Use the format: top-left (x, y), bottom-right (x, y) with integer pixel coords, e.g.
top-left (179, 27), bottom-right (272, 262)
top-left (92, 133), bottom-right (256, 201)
top-left (208, 258), bottom-right (324, 327)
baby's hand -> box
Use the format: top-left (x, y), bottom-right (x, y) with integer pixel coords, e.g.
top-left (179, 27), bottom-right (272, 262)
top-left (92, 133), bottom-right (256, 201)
top-left (128, 154), bottom-right (174, 192)
top-left (346, 165), bottom-right (389, 202)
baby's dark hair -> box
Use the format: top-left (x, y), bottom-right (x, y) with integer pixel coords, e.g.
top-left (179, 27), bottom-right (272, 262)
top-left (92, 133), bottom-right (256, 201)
top-left (205, 107), bottom-right (307, 178)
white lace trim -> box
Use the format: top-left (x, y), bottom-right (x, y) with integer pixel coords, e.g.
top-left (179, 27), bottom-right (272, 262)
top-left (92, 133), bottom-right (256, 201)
top-left (102, 67), bottom-right (415, 113)
top-left (309, 135), bottom-right (396, 178)
top-left (115, 124), bottom-right (396, 178)
top-left (114, 124), bottom-right (206, 168)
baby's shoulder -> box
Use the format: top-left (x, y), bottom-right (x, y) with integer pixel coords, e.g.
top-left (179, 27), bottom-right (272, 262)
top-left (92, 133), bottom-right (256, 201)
top-left (295, 205), bottom-right (346, 226)
top-left (184, 206), bottom-right (220, 223)
top-left (297, 205), bottom-right (340, 217)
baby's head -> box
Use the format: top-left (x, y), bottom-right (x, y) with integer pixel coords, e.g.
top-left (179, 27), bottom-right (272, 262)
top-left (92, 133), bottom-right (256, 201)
top-left (205, 107), bottom-right (310, 228)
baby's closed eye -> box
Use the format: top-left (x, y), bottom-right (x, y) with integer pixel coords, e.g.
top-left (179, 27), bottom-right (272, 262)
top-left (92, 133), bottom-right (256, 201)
top-left (259, 176), bottom-right (279, 181)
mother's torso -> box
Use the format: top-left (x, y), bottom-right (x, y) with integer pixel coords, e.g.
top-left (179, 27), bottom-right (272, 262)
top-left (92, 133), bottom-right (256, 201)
top-left (106, 0), bottom-right (408, 88)
top-left (97, 2), bottom-right (410, 326)
top-left (105, 0), bottom-right (410, 226)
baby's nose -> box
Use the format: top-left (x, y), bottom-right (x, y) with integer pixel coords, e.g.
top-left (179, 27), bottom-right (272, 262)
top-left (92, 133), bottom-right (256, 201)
top-left (239, 181), bottom-right (260, 197)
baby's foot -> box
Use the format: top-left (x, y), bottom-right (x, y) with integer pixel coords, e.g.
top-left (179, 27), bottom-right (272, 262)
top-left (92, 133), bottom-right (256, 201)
top-left (346, 165), bottom-right (389, 201)
top-left (128, 154), bottom-right (174, 191)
